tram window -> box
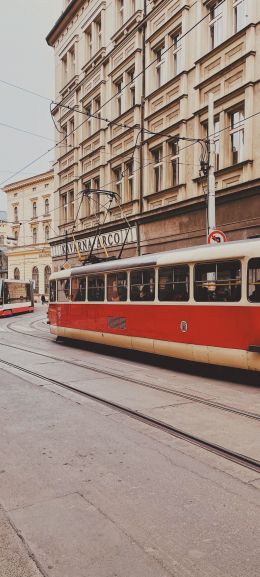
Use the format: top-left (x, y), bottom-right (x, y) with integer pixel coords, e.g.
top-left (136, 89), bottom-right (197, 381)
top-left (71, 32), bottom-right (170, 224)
top-left (107, 272), bottom-right (127, 302)
top-left (159, 265), bottom-right (189, 301)
top-left (71, 277), bottom-right (86, 302)
top-left (248, 258), bottom-right (260, 302)
top-left (49, 280), bottom-right (57, 302)
top-left (3, 282), bottom-right (28, 303)
top-left (88, 275), bottom-right (104, 301)
top-left (194, 260), bottom-right (241, 302)
top-left (57, 279), bottom-right (70, 302)
top-left (130, 268), bottom-right (155, 301)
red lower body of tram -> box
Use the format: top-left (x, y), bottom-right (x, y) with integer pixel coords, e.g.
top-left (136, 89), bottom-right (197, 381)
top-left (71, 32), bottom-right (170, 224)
top-left (48, 303), bottom-right (260, 371)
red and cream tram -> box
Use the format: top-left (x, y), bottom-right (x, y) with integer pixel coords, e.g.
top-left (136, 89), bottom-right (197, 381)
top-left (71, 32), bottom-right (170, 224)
top-left (0, 279), bottom-right (34, 317)
top-left (48, 239), bottom-right (260, 371)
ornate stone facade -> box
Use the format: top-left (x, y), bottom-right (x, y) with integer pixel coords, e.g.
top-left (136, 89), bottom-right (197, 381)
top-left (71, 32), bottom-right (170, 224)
top-left (47, 0), bottom-right (260, 267)
top-left (3, 170), bottom-right (54, 298)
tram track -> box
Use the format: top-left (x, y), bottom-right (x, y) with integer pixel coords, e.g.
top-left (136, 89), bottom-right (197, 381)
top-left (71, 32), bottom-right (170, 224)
top-left (0, 354), bottom-right (260, 474)
top-left (0, 338), bottom-right (260, 423)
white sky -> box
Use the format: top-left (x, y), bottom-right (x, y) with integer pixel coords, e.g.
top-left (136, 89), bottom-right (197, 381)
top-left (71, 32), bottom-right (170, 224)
top-left (0, 0), bottom-right (63, 211)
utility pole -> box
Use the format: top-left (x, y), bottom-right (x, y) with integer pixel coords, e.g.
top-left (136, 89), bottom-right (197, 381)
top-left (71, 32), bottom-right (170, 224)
top-left (207, 93), bottom-right (216, 236)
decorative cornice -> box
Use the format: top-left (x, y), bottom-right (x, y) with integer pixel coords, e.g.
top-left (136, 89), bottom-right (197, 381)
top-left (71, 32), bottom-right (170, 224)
top-left (2, 170), bottom-right (54, 193)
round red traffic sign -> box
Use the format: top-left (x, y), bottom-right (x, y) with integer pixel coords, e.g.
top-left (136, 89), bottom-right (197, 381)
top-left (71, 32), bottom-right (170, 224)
top-left (207, 230), bottom-right (227, 244)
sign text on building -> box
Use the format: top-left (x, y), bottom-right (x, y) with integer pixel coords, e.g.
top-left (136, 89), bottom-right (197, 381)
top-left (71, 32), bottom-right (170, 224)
top-left (51, 226), bottom-right (137, 259)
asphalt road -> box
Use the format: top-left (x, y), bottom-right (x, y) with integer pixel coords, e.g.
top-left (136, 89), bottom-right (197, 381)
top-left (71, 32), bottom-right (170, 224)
top-left (0, 307), bottom-right (259, 577)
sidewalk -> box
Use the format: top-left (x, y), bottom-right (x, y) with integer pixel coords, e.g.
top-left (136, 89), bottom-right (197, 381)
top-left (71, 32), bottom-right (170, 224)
top-left (0, 507), bottom-right (43, 577)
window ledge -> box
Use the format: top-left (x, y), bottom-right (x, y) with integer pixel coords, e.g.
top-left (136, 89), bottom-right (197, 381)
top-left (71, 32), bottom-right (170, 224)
top-left (192, 160), bottom-right (253, 182)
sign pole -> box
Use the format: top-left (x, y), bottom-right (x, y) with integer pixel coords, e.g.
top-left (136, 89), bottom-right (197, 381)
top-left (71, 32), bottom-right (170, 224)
top-left (208, 93), bottom-right (216, 236)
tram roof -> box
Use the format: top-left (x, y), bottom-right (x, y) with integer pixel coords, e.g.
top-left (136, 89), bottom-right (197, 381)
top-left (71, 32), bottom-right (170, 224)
top-left (50, 238), bottom-right (260, 279)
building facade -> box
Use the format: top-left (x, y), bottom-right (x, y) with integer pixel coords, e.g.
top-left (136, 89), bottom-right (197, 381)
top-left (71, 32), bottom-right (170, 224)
top-left (3, 170), bottom-right (54, 298)
top-left (0, 211), bottom-right (8, 279)
top-left (47, 0), bottom-right (260, 269)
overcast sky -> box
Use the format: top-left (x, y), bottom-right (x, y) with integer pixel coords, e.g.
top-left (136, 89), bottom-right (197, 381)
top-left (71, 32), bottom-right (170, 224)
top-left (0, 0), bottom-right (63, 211)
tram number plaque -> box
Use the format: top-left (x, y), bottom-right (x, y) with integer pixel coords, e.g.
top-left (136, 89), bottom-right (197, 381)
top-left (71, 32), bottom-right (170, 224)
top-left (180, 320), bottom-right (188, 333)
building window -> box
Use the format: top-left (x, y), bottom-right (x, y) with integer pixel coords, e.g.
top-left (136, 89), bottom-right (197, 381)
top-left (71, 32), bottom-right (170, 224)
top-left (83, 180), bottom-right (91, 217)
top-left (209, 0), bottom-right (223, 49)
top-left (84, 105), bottom-right (92, 138)
top-left (93, 177), bottom-right (100, 213)
top-left (172, 31), bottom-right (181, 76)
top-left (152, 147), bottom-right (163, 192)
top-left (32, 266), bottom-right (39, 294)
top-left (14, 206), bottom-right (18, 223)
top-left (131, 0), bottom-right (136, 13)
top-left (128, 68), bottom-right (135, 107)
top-left (214, 118), bottom-right (220, 171)
top-left (69, 45), bottom-right (76, 77)
top-left (68, 118), bottom-right (74, 148)
top-left (115, 78), bottom-right (123, 116)
top-left (14, 267), bottom-right (20, 280)
top-left (32, 228), bottom-right (37, 244)
top-left (85, 26), bottom-right (93, 61)
top-left (68, 191), bottom-right (74, 221)
top-left (32, 202), bottom-right (37, 218)
top-left (170, 141), bottom-right (179, 186)
top-left (61, 193), bottom-right (68, 223)
top-left (62, 124), bottom-right (68, 151)
top-left (62, 53), bottom-right (68, 84)
top-left (154, 44), bottom-right (165, 88)
top-left (125, 160), bottom-right (134, 202)
top-left (45, 198), bottom-right (50, 215)
top-left (234, 0), bottom-right (246, 32)
top-left (44, 266), bottom-right (51, 295)
top-left (45, 226), bottom-right (49, 242)
top-left (113, 167), bottom-right (123, 198)
top-left (94, 97), bottom-right (101, 131)
top-left (96, 15), bottom-right (102, 50)
top-left (14, 230), bottom-right (19, 242)
top-left (118, 0), bottom-right (124, 27)
top-left (230, 109), bottom-right (244, 164)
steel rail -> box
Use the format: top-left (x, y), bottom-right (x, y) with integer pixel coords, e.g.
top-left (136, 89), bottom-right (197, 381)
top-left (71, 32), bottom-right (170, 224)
top-left (0, 336), bottom-right (260, 422)
top-left (0, 356), bottom-right (260, 474)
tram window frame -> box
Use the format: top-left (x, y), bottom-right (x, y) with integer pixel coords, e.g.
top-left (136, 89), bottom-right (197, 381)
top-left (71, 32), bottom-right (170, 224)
top-left (158, 265), bottom-right (189, 301)
top-left (247, 258), bottom-right (260, 303)
top-left (71, 277), bottom-right (86, 302)
top-left (87, 275), bottom-right (105, 302)
top-left (57, 279), bottom-right (70, 302)
top-left (49, 280), bottom-right (57, 302)
top-left (194, 260), bottom-right (241, 302)
top-left (130, 268), bottom-right (155, 301)
top-left (107, 272), bottom-right (127, 302)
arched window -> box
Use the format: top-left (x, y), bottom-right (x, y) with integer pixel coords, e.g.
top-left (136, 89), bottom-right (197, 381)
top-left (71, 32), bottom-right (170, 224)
top-left (45, 226), bottom-right (49, 242)
top-left (32, 266), bottom-right (39, 293)
top-left (44, 265), bottom-right (51, 294)
top-left (33, 228), bottom-right (37, 244)
top-left (14, 206), bottom-right (18, 222)
top-left (32, 201), bottom-right (37, 218)
top-left (14, 267), bottom-right (20, 280)
top-left (45, 198), bottom-right (49, 215)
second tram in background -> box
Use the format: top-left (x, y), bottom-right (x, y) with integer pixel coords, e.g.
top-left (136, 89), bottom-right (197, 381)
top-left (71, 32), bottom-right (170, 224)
top-left (48, 239), bottom-right (260, 371)
top-left (0, 279), bottom-right (34, 317)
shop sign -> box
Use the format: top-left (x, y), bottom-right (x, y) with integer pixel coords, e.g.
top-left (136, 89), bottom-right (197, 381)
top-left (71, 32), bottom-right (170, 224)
top-left (51, 226), bottom-right (137, 259)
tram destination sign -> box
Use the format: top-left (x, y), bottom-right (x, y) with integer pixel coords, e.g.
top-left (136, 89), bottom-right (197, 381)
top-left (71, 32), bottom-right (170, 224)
top-left (51, 226), bottom-right (137, 258)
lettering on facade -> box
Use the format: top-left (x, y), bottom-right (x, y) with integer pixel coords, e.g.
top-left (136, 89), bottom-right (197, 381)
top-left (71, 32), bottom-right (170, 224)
top-left (51, 226), bottom-right (137, 259)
